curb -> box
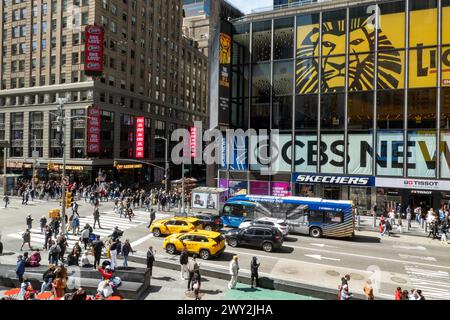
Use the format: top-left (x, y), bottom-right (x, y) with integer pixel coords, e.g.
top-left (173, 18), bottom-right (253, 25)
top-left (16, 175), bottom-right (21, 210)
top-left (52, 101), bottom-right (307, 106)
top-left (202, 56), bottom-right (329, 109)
top-left (128, 255), bottom-right (383, 300)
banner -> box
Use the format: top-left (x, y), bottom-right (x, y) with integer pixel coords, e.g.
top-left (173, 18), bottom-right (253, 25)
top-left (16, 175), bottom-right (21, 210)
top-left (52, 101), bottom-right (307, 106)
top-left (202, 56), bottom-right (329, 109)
top-left (441, 132), bottom-right (450, 179)
top-left (135, 117), bottom-right (145, 159)
top-left (270, 182), bottom-right (292, 197)
top-left (84, 25), bottom-right (104, 74)
top-left (295, 6), bottom-right (447, 93)
top-left (407, 131), bottom-right (436, 178)
top-left (87, 107), bottom-right (101, 154)
top-left (190, 126), bottom-right (197, 158)
top-left (218, 20), bottom-right (232, 126)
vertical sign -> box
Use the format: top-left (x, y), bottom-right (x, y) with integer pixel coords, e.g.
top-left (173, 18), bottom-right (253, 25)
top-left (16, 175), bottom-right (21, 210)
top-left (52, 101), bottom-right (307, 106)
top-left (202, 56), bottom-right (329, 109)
top-left (218, 20), bottom-right (232, 127)
top-left (135, 117), bottom-right (145, 159)
top-left (87, 107), bottom-right (101, 154)
top-left (84, 25), bottom-right (104, 74)
top-left (190, 126), bottom-right (197, 158)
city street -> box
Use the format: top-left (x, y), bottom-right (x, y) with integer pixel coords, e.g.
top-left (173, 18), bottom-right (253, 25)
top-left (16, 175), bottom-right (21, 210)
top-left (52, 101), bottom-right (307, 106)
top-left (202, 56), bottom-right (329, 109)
top-left (1, 197), bottom-right (450, 300)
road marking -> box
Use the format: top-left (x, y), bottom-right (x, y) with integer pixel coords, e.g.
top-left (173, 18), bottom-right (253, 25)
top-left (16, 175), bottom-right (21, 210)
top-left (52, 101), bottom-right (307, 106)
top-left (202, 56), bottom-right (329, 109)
top-left (393, 245), bottom-right (427, 251)
top-left (398, 254), bottom-right (437, 262)
top-left (304, 254), bottom-right (340, 261)
top-left (404, 264), bottom-right (450, 300)
top-left (285, 244), bottom-right (450, 270)
top-left (309, 243), bottom-right (338, 249)
top-left (131, 234), bottom-right (155, 247)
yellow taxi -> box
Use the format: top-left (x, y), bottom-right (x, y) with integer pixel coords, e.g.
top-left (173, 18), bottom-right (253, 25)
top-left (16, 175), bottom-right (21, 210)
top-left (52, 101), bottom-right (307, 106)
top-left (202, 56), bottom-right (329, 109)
top-left (163, 230), bottom-right (226, 260)
top-left (150, 217), bottom-right (203, 237)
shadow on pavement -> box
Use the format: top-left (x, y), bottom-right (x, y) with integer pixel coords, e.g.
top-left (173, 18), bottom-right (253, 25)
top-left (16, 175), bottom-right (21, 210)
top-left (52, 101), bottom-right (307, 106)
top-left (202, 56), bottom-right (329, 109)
top-left (236, 287), bottom-right (261, 293)
top-left (283, 237), bottom-right (298, 243)
top-left (152, 276), bottom-right (176, 282)
top-left (350, 235), bottom-right (381, 243)
top-left (201, 289), bottom-right (222, 295)
top-left (148, 285), bottom-right (162, 293)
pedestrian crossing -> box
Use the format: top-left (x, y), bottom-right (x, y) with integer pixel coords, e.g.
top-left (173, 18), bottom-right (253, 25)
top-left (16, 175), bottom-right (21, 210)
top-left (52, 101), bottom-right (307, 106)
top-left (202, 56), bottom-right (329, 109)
top-left (404, 264), bottom-right (450, 300)
top-left (6, 211), bottom-right (171, 249)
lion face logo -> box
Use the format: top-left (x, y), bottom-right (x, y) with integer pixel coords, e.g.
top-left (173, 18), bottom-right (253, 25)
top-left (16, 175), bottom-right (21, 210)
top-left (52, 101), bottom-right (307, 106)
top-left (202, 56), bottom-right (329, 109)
top-left (296, 17), bottom-right (402, 93)
top-left (219, 34), bottom-right (231, 65)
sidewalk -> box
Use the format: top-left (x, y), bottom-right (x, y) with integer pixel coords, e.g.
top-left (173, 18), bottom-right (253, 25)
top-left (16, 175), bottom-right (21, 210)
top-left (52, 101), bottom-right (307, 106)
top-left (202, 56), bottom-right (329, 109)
top-left (357, 215), bottom-right (431, 238)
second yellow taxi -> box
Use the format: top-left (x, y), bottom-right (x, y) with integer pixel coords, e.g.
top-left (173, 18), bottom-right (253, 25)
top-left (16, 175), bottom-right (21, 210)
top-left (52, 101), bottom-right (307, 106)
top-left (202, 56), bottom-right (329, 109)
top-left (163, 230), bottom-right (226, 260)
top-left (149, 216), bottom-right (203, 237)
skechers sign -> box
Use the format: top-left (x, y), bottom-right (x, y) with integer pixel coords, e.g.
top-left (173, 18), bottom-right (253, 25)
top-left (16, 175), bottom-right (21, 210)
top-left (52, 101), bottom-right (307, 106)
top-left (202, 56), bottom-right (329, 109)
top-left (293, 174), bottom-right (375, 187)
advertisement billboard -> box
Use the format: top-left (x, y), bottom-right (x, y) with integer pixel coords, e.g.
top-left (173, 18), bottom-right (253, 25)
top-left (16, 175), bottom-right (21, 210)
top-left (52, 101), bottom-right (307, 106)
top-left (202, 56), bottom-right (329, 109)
top-left (192, 192), bottom-right (219, 210)
top-left (87, 107), bottom-right (101, 154)
top-left (270, 182), bottom-right (292, 197)
top-left (84, 25), bottom-right (104, 74)
top-left (249, 181), bottom-right (270, 196)
top-left (218, 20), bottom-right (232, 126)
top-left (135, 117), bottom-right (145, 159)
top-left (190, 126), bottom-right (197, 158)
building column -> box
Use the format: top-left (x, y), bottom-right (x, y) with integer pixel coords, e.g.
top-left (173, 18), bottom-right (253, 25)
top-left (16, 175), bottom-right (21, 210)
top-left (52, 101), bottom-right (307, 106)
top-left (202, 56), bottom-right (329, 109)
top-left (64, 112), bottom-right (71, 160)
top-left (43, 111), bottom-right (50, 159)
top-left (23, 112), bottom-right (30, 159)
top-left (4, 113), bottom-right (10, 143)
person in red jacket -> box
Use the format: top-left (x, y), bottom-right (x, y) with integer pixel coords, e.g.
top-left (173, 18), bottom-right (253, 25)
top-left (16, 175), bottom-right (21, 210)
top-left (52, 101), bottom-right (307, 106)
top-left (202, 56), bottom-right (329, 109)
top-left (395, 287), bottom-right (402, 300)
top-left (98, 265), bottom-right (113, 280)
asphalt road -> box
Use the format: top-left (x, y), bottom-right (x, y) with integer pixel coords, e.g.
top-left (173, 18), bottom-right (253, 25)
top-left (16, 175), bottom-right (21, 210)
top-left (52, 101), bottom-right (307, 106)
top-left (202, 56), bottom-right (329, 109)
top-left (1, 197), bottom-right (450, 300)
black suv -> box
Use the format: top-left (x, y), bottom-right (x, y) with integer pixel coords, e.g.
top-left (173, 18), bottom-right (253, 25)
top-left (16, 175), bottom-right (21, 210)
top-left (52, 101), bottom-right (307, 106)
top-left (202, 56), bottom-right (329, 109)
top-left (225, 226), bottom-right (283, 252)
top-left (189, 213), bottom-right (223, 231)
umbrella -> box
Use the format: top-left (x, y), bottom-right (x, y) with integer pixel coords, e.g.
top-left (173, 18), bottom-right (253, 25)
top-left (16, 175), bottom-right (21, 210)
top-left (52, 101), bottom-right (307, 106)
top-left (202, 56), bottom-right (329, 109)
top-left (106, 296), bottom-right (122, 300)
top-left (4, 288), bottom-right (20, 298)
top-left (37, 292), bottom-right (54, 300)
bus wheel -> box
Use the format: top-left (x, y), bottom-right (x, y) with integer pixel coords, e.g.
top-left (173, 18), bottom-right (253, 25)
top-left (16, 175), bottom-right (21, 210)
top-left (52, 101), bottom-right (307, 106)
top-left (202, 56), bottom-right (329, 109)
top-left (309, 227), bottom-right (322, 238)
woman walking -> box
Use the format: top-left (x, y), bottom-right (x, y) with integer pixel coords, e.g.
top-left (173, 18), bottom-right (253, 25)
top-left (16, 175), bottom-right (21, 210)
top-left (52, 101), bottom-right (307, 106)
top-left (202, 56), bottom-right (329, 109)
top-left (228, 256), bottom-right (239, 289)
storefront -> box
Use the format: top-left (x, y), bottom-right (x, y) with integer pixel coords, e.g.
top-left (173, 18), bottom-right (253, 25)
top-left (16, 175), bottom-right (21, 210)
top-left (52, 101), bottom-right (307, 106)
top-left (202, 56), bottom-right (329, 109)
top-left (376, 177), bottom-right (450, 213)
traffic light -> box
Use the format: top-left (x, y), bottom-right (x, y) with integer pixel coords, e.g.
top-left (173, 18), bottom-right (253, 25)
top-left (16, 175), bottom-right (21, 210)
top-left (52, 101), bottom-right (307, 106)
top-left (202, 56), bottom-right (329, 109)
top-left (65, 192), bottom-right (72, 209)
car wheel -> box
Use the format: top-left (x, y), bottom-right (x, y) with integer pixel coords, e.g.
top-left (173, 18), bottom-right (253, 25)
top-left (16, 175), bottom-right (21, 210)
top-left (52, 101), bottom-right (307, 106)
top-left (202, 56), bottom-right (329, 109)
top-left (199, 249), bottom-right (210, 260)
top-left (228, 238), bottom-right (238, 247)
top-left (153, 228), bottom-right (161, 237)
top-left (262, 242), bottom-right (273, 252)
top-left (204, 225), bottom-right (212, 231)
top-left (309, 227), bottom-right (322, 238)
top-left (166, 244), bottom-right (176, 255)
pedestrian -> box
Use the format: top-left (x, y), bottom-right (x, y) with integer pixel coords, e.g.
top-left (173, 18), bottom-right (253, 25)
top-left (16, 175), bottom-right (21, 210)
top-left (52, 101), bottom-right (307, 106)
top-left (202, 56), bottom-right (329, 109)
top-left (72, 214), bottom-right (80, 235)
top-left (20, 229), bottom-right (32, 251)
top-left (417, 289), bottom-right (426, 300)
top-left (15, 255), bottom-right (26, 284)
top-left (121, 239), bottom-right (134, 268)
top-left (81, 225), bottom-right (90, 250)
top-left (147, 208), bottom-right (156, 228)
top-left (187, 255), bottom-right (199, 291)
top-left (441, 222), bottom-right (448, 245)
top-left (395, 287), bottom-right (402, 300)
top-left (146, 246), bottom-right (155, 276)
top-left (340, 284), bottom-right (352, 300)
top-left (40, 265), bottom-right (56, 293)
top-left (26, 214), bottom-right (33, 230)
top-left (192, 270), bottom-right (201, 300)
top-left (3, 194), bottom-right (9, 208)
top-left (81, 250), bottom-right (93, 268)
top-left (39, 216), bottom-right (47, 234)
top-left (406, 205), bottom-right (412, 228)
top-left (341, 274), bottom-right (350, 289)
top-left (57, 235), bottom-right (67, 263)
top-left (93, 206), bottom-right (102, 229)
top-left (228, 256), bottom-right (239, 289)
top-left (43, 226), bottom-right (52, 250)
top-left (363, 280), bottom-right (374, 300)
top-left (401, 290), bottom-right (409, 300)
top-left (48, 241), bottom-right (61, 265)
top-left (384, 219), bottom-right (392, 236)
top-left (250, 256), bottom-right (260, 288)
top-left (109, 239), bottom-right (118, 270)
top-left (179, 246), bottom-right (189, 280)
top-left (92, 235), bottom-right (104, 270)
top-left (396, 216), bottom-right (403, 233)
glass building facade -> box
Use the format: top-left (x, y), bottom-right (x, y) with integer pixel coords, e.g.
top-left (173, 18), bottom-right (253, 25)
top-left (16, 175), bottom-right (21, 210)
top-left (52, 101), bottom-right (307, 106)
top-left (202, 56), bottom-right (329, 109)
top-left (220, 0), bottom-right (450, 214)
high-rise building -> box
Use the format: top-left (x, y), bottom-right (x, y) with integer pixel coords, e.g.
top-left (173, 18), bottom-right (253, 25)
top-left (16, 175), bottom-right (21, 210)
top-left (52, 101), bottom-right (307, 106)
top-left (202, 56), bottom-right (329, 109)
top-left (0, 0), bottom-right (208, 185)
top-left (213, 0), bottom-right (450, 213)
top-left (182, 0), bottom-right (243, 57)
top-left (274, 0), bottom-right (318, 8)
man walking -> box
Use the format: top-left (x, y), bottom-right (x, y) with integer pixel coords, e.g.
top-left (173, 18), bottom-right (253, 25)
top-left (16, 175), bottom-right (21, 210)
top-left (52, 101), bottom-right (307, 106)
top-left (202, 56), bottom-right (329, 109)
top-left (20, 229), bottom-right (32, 251)
top-left (81, 226), bottom-right (90, 250)
top-left (228, 256), bottom-right (239, 289)
top-left (147, 208), bottom-right (156, 228)
top-left (180, 247), bottom-right (189, 280)
top-left (250, 256), bottom-right (260, 288)
top-left (92, 235), bottom-right (104, 270)
top-left (3, 194), bottom-right (9, 208)
top-left (93, 205), bottom-right (102, 229)
top-left (146, 246), bottom-right (155, 276)
top-left (26, 215), bottom-right (33, 230)
top-left (122, 239), bottom-right (134, 268)
top-left (16, 255), bottom-right (26, 284)
top-left (187, 255), bottom-right (199, 291)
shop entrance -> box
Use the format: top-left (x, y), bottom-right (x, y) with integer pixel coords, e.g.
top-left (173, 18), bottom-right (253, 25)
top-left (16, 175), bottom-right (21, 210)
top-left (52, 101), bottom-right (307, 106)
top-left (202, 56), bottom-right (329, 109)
top-left (324, 186), bottom-right (340, 200)
top-left (408, 191), bottom-right (433, 212)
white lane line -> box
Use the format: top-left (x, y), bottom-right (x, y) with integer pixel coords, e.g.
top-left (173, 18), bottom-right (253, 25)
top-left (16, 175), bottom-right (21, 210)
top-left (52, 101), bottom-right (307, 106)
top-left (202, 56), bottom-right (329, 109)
top-left (398, 254), bottom-right (437, 262)
top-left (285, 244), bottom-right (450, 270)
top-left (131, 234), bottom-right (155, 247)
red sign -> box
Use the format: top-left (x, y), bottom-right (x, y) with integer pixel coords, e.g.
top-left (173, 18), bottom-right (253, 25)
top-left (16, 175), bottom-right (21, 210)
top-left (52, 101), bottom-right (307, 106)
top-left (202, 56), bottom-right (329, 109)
top-left (190, 126), bottom-right (197, 158)
top-left (84, 25), bottom-right (104, 73)
top-left (135, 117), bottom-right (145, 159)
top-left (87, 107), bottom-right (101, 154)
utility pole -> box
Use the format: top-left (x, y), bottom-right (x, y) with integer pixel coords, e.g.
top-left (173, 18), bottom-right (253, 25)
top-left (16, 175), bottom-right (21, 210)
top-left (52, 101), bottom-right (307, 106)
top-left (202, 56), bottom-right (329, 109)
top-left (57, 98), bottom-right (68, 234)
top-left (31, 134), bottom-right (37, 195)
top-left (181, 161), bottom-right (185, 215)
top-left (155, 136), bottom-right (169, 192)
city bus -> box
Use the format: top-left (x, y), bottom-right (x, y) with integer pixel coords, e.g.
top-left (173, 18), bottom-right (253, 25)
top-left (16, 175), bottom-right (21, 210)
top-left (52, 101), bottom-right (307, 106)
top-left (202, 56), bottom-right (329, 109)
top-left (220, 195), bottom-right (354, 238)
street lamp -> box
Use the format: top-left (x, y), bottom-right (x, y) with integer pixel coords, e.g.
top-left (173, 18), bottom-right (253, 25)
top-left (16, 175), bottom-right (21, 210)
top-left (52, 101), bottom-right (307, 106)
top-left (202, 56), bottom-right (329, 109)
top-left (56, 97), bottom-right (68, 234)
top-left (30, 133), bottom-right (39, 195)
top-left (155, 136), bottom-right (169, 193)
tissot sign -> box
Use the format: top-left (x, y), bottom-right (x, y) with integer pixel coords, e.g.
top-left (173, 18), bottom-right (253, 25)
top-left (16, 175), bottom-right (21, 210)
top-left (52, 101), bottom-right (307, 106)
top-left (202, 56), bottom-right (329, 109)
top-left (376, 177), bottom-right (450, 191)
top-left (293, 173), bottom-right (375, 187)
